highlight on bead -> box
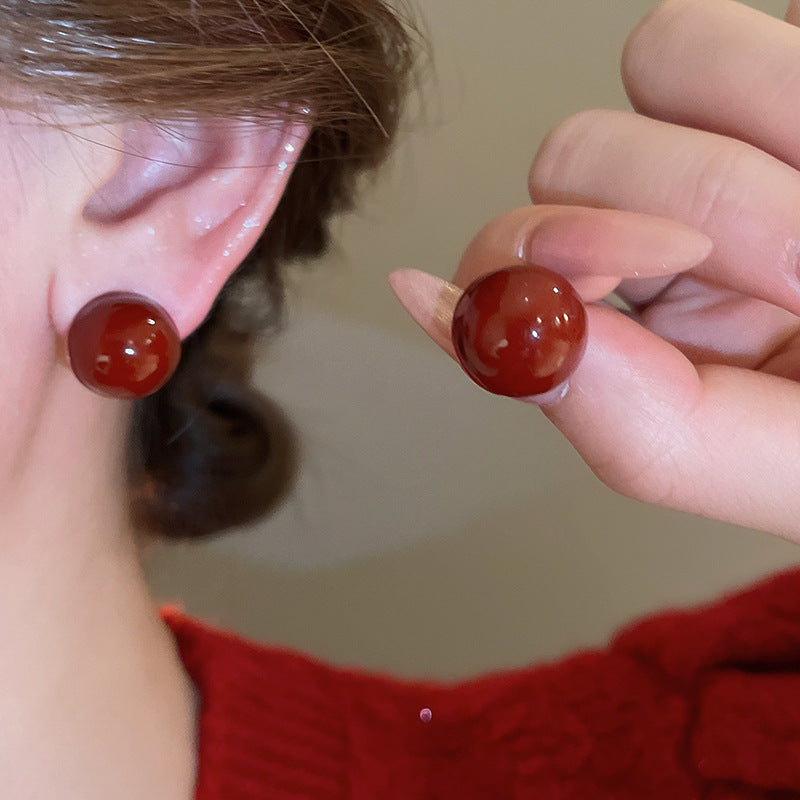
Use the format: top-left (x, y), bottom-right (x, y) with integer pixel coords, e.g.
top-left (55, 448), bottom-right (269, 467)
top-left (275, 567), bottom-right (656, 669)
top-left (67, 292), bottom-right (181, 399)
top-left (451, 266), bottom-right (588, 398)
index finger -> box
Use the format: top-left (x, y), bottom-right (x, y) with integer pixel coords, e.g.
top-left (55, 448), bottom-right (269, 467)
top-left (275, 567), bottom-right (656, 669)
top-left (451, 205), bottom-right (712, 302)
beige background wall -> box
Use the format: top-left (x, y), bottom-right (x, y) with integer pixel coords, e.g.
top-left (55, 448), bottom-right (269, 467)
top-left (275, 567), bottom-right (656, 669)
top-left (145, 0), bottom-right (800, 680)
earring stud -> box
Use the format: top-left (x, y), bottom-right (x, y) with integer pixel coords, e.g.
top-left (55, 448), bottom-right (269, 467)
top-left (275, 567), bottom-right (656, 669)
top-left (67, 292), bottom-right (181, 399)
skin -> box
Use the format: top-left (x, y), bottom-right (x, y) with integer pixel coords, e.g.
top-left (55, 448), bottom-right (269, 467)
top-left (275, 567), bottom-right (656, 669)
top-left (392, 0), bottom-right (800, 541)
top-left (0, 105), bottom-right (308, 798)
top-left (6, 0), bottom-right (799, 796)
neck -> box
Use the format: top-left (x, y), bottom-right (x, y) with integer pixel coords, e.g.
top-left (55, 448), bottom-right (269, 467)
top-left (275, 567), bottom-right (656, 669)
top-left (0, 366), bottom-right (199, 800)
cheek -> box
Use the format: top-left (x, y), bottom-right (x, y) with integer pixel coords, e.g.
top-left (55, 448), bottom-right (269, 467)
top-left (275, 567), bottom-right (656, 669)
top-left (0, 122), bottom-right (84, 294)
top-left (0, 114), bottom-right (104, 238)
top-left (0, 172), bottom-right (32, 242)
top-left (0, 233), bottom-right (54, 373)
top-left (0, 139), bottom-right (64, 389)
top-left (0, 230), bottom-right (61, 481)
top-left (0, 134), bottom-right (60, 254)
top-left (0, 341), bottom-right (57, 491)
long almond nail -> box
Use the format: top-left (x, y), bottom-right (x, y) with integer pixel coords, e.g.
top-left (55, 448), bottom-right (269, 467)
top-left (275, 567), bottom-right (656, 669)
top-left (389, 269), bottom-right (461, 360)
top-left (525, 209), bottom-right (713, 277)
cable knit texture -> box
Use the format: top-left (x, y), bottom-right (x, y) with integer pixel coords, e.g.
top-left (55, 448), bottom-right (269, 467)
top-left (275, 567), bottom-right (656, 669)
top-left (160, 567), bottom-right (800, 799)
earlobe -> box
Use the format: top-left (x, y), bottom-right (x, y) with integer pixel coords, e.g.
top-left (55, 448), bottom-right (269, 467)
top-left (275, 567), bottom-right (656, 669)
top-left (52, 114), bottom-right (310, 340)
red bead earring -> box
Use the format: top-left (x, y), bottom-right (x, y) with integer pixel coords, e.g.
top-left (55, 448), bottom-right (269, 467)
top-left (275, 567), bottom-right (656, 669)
top-left (67, 292), bottom-right (181, 399)
top-left (452, 266), bottom-right (588, 397)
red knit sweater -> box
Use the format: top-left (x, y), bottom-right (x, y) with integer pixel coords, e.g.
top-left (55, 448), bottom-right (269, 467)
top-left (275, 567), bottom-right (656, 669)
top-left (161, 567), bottom-right (800, 799)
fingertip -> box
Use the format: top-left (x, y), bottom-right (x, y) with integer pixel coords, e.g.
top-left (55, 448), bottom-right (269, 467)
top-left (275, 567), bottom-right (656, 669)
top-left (453, 206), bottom-right (713, 299)
top-left (526, 208), bottom-right (713, 279)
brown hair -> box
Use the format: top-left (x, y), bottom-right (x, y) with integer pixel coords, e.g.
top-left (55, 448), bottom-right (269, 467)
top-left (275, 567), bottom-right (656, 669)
top-left (1, 0), bottom-right (421, 539)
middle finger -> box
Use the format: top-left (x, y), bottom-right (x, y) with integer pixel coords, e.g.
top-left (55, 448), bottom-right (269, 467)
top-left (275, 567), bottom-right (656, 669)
top-left (529, 109), bottom-right (800, 317)
top-left (623, 0), bottom-right (800, 170)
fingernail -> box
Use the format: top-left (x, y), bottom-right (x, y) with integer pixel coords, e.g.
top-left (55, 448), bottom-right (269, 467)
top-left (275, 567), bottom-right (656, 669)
top-left (388, 268), bottom-right (461, 360)
top-left (519, 381), bottom-right (571, 408)
top-left (526, 209), bottom-right (713, 278)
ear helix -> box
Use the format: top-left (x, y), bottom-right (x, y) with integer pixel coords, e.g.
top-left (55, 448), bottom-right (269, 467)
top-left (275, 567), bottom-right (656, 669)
top-left (67, 293), bottom-right (181, 399)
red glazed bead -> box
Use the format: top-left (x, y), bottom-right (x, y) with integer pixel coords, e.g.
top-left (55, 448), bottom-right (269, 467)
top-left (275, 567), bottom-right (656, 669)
top-left (67, 293), bottom-right (181, 399)
top-left (452, 266), bottom-right (587, 397)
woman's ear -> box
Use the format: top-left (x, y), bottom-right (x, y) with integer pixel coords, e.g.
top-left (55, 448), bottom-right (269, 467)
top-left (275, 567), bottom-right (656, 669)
top-left (51, 114), bottom-right (310, 338)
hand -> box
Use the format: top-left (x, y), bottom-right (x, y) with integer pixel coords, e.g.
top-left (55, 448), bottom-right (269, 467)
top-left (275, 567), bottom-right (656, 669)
top-left (392, 0), bottom-right (800, 541)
